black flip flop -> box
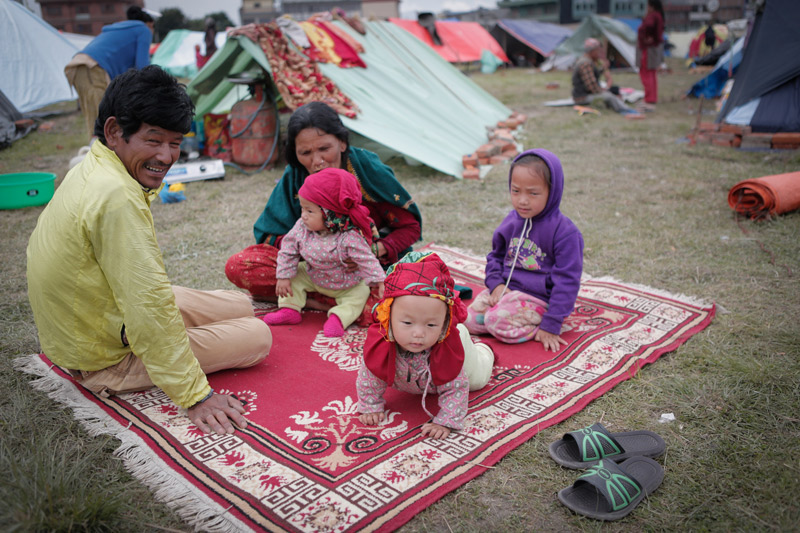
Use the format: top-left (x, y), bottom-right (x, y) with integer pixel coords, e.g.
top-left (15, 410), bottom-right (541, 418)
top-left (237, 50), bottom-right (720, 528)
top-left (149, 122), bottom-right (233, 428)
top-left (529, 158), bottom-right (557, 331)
top-left (549, 422), bottom-right (665, 469)
top-left (557, 456), bottom-right (664, 521)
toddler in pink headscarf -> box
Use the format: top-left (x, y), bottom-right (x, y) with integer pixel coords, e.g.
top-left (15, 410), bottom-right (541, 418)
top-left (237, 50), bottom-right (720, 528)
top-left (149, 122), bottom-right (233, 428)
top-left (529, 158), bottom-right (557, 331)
top-left (262, 168), bottom-right (385, 337)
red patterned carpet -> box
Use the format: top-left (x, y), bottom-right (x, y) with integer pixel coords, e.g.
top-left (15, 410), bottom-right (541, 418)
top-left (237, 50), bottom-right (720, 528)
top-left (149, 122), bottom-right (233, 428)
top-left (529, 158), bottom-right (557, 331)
top-left (17, 244), bottom-right (715, 532)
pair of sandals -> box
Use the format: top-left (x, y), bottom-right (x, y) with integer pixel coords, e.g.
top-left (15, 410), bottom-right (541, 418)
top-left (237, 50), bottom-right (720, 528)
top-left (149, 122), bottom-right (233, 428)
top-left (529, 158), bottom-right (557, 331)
top-left (549, 422), bottom-right (666, 521)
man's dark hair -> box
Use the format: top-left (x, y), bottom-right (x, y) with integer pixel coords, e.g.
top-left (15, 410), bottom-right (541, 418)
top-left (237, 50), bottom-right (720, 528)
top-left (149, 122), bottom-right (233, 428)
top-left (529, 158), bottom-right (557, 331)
top-left (126, 5), bottom-right (154, 23)
top-left (285, 101), bottom-right (350, 170)
top-left (94, 65), bottom-right (194, 144)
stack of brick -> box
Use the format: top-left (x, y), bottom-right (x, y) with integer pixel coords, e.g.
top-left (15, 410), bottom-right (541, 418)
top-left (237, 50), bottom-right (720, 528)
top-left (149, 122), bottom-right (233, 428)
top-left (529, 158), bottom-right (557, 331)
top-left (771, 132), bottom-right (800, 150)
top-left (690, 122), bottom-right (800, 150)
top-left (462, 112), bottom-right (526, 179)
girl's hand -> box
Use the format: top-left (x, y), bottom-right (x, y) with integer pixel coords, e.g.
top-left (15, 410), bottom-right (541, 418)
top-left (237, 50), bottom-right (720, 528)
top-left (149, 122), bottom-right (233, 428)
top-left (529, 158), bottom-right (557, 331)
top-left (359, 411), bottom-right (386, 425)
top-left (421, 422), bottom-right (451, 440)
top-left (535, 329), bottom-right (567, 352)
top-left (275, 279), bottom-right (292, 298)
top-left (343, 258), bottom-right (359, 272)
top-left (375, 241), bottom-right (388, 261)
top-left (488, 284), bottom-right (506, 307)
top-left (371, 281), bottom-right (385, 299)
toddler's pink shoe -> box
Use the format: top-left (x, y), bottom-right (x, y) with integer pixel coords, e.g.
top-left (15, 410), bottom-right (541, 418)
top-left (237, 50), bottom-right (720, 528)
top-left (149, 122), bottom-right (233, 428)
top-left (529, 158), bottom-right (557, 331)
top-left (263, 308), bottom-right (302, 325)
top-left (323, 314), bottom-right (345, 337)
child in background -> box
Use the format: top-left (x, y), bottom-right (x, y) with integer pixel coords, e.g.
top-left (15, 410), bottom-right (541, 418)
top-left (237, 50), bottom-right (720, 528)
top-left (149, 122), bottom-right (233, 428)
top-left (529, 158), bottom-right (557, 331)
top-left (357, 252), bottom-right (495, 440)
top-left (263, 168), bottom-right (385, 337)
top-left (465, 149), bottom-right (584, 352)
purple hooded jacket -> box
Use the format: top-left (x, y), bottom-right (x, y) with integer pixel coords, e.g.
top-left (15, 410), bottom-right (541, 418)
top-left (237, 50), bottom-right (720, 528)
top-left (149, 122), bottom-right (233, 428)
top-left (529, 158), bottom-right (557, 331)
top-left (485, 148), bottom-right (584, 335)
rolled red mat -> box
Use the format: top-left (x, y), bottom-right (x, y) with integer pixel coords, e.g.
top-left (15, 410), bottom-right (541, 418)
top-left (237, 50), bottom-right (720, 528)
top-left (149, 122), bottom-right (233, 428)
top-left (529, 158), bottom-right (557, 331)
top-left (727, 171), bottom-right (800, 220)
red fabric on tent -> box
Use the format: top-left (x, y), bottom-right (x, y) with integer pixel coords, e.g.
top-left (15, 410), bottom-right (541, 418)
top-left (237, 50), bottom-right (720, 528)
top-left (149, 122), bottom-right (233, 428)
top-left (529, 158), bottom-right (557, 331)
top-left (389, 19), bottom-right (509, 63)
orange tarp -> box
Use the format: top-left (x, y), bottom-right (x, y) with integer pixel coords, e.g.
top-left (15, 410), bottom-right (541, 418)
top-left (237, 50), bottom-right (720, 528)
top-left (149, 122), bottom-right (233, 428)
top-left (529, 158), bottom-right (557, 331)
top-left (727, 171), bottom-right (800, 220)
top-left (389, 19), bottom-right (509, 63)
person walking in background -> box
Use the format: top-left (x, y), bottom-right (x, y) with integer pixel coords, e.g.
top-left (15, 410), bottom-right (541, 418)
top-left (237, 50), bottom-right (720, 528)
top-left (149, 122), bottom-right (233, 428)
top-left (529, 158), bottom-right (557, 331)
top-left (637, 0), bottom-right (665, 112)
top-left (64, 6), bottom-right (156, 141)
top-left (195, 17), bottom-right (218, 69)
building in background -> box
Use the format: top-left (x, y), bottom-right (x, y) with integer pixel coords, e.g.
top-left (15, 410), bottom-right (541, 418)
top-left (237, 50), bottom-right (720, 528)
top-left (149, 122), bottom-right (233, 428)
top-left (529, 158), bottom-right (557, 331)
top-left (37, 0), bottom-right (142, 35)
top-left (492, 0), bottom-right (745, 28)
top-left (664, 0), bottom-right (747, 30)
top-left (241, 0), bottom-right (398, 23)
top-left (361, 0), bottom-right (399, 19)
top-left (240, 0), bottom-right (278, 25)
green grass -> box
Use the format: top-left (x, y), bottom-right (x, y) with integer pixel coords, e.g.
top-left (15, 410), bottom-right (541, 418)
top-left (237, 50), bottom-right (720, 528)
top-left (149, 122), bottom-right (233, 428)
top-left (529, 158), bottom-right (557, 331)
top-left (1, 60), bottom-right (799, 531)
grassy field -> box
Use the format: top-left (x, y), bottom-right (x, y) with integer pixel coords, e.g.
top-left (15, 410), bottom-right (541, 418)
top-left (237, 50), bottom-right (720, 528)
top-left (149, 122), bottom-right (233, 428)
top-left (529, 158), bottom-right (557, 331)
top-left (1, 60), bottom-right (799, 531)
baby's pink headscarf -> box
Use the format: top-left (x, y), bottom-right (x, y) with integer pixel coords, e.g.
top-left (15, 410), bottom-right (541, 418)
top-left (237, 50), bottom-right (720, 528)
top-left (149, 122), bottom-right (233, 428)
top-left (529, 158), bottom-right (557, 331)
top-left (298, 168), bottom-right (374, 239)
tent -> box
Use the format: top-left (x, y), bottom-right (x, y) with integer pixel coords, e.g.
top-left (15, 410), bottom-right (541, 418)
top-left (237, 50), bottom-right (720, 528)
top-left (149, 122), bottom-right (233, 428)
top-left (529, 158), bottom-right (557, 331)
top-left (388, 18), bottom-right (509, 64)
top-left (687, 37), bottom-right (743, 99)
top-left (688, 23), bottom-right (728, 61)
top-left (0, 0), bottom-right (78, 113)
top-left (717, 0), bottom-right (800, 133)
top-left (151, 29), bottom-right (228, 79)
top-left (1, 89), bottom-right (35, 149)
top-left (187, 20), bottom-right (511, 179)
top-left (490, 19), bottom-right (572, 66)
top-left (60, 30), bottom-right (94, 50)
top-left (541, 14), bottom-right (638, 72)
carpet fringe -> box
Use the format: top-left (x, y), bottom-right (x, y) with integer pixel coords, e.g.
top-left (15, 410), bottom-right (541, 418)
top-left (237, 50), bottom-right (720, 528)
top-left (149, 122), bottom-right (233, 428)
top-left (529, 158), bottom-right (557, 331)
top-left (13, 354), bottom-right (249, 533)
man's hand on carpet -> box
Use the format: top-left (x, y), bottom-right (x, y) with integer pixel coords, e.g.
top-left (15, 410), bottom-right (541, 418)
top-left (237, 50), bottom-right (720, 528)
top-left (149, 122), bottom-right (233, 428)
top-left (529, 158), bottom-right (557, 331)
top-left (421, 422), bottom-right (450, 440)
top-left (359, 411), bottom-right (385, 425)
top-left (535, 329), bottom-right (568, 352)
top-left (188, 393), bottom-right (248, 434)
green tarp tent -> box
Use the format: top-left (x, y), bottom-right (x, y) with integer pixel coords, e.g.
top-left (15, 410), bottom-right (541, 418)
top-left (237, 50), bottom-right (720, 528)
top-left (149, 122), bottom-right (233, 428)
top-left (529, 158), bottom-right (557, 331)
top-left (151, 29), bottom-right (227, 79)
top-left (187, 20), bottom-right (511, 179)
top-left (541, 14), bottom-right (639, 72)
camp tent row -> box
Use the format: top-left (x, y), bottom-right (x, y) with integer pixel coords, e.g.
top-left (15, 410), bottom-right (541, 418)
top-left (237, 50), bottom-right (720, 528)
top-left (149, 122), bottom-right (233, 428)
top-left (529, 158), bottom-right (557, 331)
top-left (0, 0), bottom-right (78, 114)
top-left (187, 20), bottom-right (512, 179)
top-left (716, 0), bottom-right (800, 133)
top-left (541, 14), bottom-right (639, 72)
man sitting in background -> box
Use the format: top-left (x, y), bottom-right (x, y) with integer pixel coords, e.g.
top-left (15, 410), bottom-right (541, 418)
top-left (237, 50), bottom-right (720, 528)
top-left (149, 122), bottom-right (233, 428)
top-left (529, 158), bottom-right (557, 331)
top-left (572, 38), bottom-right (639, 116)
top-left (27, 66), bottom-right (272, 435)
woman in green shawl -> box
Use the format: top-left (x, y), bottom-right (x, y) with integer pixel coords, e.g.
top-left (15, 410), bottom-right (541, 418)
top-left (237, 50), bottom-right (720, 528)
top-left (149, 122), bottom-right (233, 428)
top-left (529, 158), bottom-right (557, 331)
top-left (225, 102), bottom-right (422, 322)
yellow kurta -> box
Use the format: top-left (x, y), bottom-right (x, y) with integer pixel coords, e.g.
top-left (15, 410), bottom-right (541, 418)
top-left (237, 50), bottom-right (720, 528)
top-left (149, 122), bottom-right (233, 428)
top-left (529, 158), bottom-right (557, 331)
top-left (27, 141), bottom-right (209, 408)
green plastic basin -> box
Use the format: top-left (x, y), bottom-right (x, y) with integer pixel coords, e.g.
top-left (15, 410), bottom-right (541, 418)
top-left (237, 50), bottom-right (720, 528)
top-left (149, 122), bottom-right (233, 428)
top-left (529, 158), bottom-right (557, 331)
top-left (0, 172), bottom-right (56, 209)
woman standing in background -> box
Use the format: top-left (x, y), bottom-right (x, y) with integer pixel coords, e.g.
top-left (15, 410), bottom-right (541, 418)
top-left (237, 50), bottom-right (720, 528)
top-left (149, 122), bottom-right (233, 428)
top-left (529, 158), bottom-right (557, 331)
top-left (637, 0), bottom-right (665, 112)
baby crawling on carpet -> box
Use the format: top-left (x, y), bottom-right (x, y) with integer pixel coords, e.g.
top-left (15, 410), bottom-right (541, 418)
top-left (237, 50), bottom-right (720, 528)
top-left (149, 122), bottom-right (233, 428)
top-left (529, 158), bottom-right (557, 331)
top-left (356, 252), bottom-right (495, 439)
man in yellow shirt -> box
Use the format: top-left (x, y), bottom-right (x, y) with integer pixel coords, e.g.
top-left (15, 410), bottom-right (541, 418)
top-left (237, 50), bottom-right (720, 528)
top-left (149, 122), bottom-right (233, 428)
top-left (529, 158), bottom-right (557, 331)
top-left (27, 66), bottom-right (272, 435)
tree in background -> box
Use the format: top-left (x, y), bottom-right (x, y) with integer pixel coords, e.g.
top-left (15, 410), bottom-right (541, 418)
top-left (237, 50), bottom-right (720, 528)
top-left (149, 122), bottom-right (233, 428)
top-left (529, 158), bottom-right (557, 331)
top-left (152, 9), bottom-right (235, 42)
top-left (187, 12), bottom-right (234, 32)
top-left (153, 8), bottom-right (187, 42)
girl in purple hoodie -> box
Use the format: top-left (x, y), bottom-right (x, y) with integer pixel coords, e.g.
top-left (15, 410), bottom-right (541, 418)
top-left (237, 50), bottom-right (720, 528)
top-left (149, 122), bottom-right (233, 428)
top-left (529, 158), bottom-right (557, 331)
top-left (465, 149), bottom-right (584, 351)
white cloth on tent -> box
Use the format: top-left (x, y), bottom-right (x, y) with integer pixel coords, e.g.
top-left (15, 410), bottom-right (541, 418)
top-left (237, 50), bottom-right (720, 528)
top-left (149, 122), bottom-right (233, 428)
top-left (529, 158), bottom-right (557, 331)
top-left (277, 16), bottom-right (311, 49)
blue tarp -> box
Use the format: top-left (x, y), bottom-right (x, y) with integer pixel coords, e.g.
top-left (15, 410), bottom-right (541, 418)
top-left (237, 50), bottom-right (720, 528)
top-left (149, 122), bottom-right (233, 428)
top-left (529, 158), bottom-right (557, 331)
top-left (687, 37), bottom-right (744, 99)
top-left (494, 19), bottom-right (572, 57)
top-left (0, 0), bottom-right (78, 113)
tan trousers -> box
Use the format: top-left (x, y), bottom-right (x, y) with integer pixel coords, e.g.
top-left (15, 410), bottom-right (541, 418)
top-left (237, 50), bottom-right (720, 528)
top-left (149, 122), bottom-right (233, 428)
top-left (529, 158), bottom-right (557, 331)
top-left (75, 286), bottom-right (272, 396)
top-left (64, 54), bottom-right (110, 141)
